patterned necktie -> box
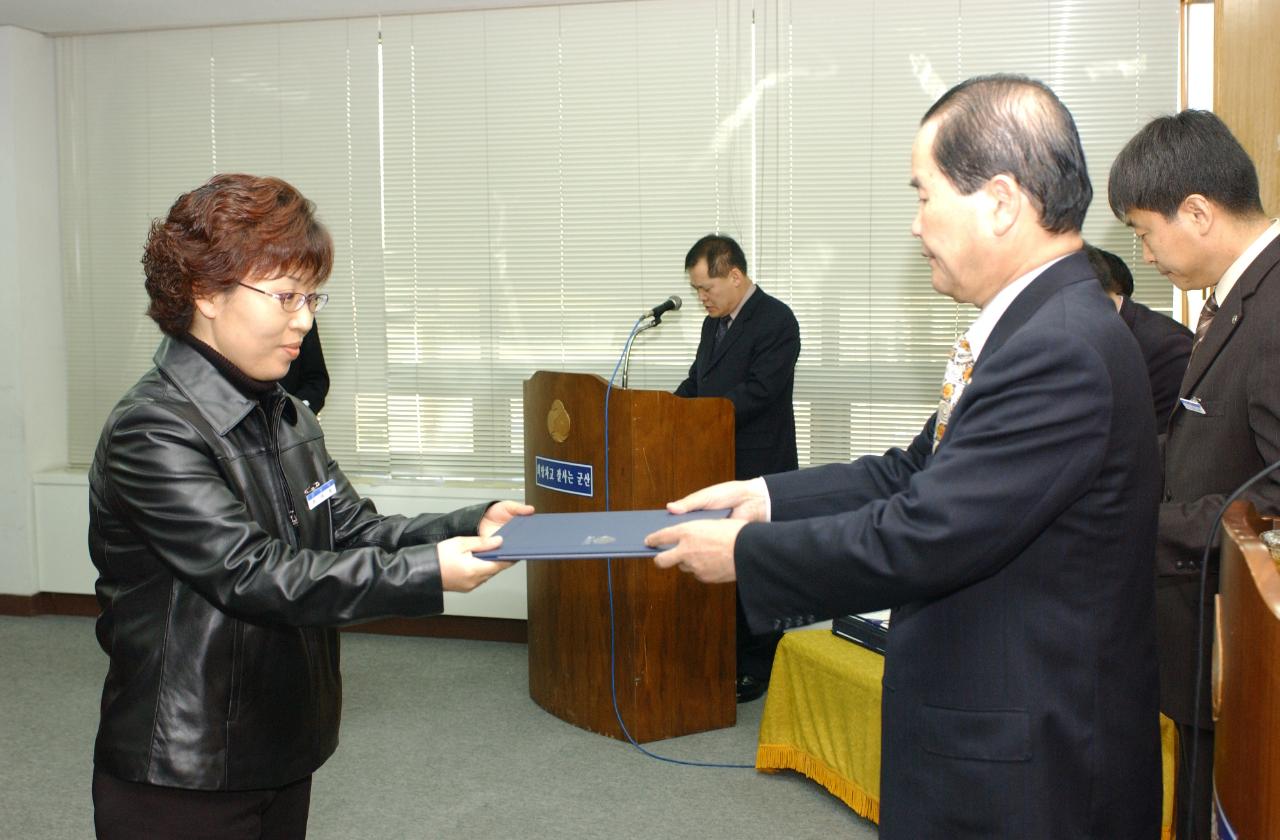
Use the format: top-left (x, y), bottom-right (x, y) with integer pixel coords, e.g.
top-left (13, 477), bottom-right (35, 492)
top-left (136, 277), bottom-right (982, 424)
top-left (714, 315), bottom-right (732, 347)
top-left (933, 333), bottom-right (974, 451)
top-left (1193, 290), bottom-right (1219, 348)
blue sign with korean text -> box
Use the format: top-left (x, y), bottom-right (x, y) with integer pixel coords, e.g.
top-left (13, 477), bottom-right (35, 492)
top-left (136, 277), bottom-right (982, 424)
top-left (534, 456), bottom-right (594, 497)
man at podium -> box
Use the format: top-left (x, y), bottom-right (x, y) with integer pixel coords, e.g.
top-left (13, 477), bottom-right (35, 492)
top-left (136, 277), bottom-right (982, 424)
top-left (649, 75), bottom-right (1162, 839)
top-left (674, 234), bottom-right (801, 703)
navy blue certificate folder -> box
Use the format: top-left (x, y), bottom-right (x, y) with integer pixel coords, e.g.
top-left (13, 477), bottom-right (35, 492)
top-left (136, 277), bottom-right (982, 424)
top-left (474, 508), bottom-right (731, 561)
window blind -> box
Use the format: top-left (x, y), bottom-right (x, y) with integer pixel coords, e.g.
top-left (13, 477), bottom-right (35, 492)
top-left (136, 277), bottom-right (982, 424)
top-left (57, 0), bottom-right (1177, 482)
top-left (752, 0), bottom-right (1177, 461)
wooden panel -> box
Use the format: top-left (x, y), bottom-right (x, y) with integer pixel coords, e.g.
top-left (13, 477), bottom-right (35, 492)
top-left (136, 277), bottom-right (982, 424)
top-left (1213, 502), bottom-right (1280, 837)
top-left (342, 615), bottom-right (527, 643)
top-left (1215, 0), bottom-right (1280, 214)
top-left (523, 370), bottom-right (736, 742)
top-left (0, 592), bottom-right (99, 617)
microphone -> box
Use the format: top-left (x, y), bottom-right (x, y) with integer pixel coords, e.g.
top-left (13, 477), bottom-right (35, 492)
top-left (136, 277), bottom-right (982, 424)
top-left (641, 295), bottom-right (682, 322)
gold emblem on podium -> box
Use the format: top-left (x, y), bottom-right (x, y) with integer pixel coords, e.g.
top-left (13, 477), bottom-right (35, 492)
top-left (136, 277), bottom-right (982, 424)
top-left (547, 399), bottom-right (571, 443)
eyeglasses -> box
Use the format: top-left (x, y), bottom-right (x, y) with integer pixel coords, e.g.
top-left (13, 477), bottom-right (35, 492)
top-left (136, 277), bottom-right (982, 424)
top-left (236, 281), bottom-right (329, 314)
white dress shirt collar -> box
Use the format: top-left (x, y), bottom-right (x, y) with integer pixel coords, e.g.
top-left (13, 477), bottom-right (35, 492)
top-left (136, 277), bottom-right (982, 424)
top-left (727, 283), bottom-right (757, 323)
top-left (1213, 219), bottom-right (1280, 305)
top-left (964, 253), bottom-right (1071, 361)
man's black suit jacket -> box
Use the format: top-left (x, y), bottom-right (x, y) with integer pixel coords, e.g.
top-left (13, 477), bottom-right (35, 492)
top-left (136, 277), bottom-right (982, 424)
top-left (675, 286), bottom-right (800, 479)
top-left (279, 323), bottom-right (330, 413)
top-left (1119, 295), bottom-right (1193, 431)
top-left (1157, 232), bottom-right (1280, 727)
top-left (734, 253), bottom-right (1162, 838)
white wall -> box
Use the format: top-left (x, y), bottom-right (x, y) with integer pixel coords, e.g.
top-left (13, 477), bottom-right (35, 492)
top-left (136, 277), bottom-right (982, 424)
top-left (0, 26), bottom-right (65, 596)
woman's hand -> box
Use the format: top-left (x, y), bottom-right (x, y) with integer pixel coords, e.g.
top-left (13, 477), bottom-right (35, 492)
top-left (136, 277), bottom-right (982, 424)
top-left (437, 535), bottom-right (514, 592)
top-left (478, 500), bottom-right (535, 538)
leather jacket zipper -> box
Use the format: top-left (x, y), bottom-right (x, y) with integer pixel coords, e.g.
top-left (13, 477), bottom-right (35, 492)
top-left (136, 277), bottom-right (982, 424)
top-left (264, 399), bottom-right (300, 532)
top-left (264, 398), bottom-right (315, 712)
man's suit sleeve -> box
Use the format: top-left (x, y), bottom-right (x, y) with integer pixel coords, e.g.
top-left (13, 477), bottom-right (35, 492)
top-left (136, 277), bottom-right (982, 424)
top-left (721, 304), bottom-right (800, 427)
top-left (674, 360), bottom-right (699, 398)
top-left (674, 320), bottom-right (708, 398)
top-left (1136, 308), bottom-right (1192, 426)
top-left (765, 419), bottom-right (934, 519)
top-left (736, 324), bottom-right (1113, 632)
top-left (1146, 327), bottom-right (1191, 425)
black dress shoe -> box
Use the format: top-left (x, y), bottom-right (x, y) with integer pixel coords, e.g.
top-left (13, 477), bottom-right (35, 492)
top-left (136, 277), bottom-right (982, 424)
top-left (736, 674), bottom-right (768, 703)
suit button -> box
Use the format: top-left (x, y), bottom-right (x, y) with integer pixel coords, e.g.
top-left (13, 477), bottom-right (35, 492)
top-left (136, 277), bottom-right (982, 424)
top-left (1163, 492), bottom-right (1173, 502)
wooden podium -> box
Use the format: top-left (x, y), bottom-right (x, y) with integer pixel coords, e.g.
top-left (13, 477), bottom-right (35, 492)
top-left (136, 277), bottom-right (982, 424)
top-left (1213, 501), bottom-right (1280, 837)
top-left (522, 370), bottom-right (736, 742)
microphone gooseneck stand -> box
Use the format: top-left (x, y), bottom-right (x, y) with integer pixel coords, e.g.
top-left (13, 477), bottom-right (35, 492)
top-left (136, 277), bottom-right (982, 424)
top-left (602, 313), bottom-right (752, 770)
top-left (618, 317), bottom-right (660, 389)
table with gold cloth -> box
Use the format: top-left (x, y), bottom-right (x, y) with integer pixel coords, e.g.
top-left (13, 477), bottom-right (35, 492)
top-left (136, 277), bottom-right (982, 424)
top-left (756, 629), bottom-right (1177, 838)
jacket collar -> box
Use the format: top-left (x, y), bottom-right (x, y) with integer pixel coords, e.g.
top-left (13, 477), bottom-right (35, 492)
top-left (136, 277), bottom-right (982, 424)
top-left (977, 249), bottom-right (1095, 371)
top-left (710, 284), bottom-right (767, 364)
top-left (1180, 234), bottom-right (1280, 395)
top-left (153, 336), bottom-right (294, 436)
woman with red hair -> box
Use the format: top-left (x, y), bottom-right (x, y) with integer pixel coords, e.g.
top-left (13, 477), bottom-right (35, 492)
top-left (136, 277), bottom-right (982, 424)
top-left (88, 173), bottom-right (529, 839)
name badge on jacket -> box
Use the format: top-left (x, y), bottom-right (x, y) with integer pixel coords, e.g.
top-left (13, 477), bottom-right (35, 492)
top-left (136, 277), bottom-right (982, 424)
top-left (305, 479), bottom-right (336, 510)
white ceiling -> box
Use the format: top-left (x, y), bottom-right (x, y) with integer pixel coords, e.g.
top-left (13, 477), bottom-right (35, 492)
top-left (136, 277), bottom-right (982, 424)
top-left (0, 0), bottom-right (616, 36)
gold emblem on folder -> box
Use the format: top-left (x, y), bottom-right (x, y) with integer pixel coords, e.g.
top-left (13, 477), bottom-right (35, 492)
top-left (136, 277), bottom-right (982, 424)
top-left (547, 399), bottom-right (571, 443)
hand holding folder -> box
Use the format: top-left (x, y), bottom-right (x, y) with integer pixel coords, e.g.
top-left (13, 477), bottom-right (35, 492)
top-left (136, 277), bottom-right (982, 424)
top-left (474, 508), bottom-right (730, 561)
top-left (440, 499), bottom-right (534, 591)
top-left (648, 477), bottom-right (768, 584)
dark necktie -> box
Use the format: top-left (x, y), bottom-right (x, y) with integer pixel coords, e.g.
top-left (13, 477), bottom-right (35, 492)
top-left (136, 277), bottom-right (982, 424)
top-left (1193, 290), bottom-right (1219, 347)
top-left (714, 315), bottom-right (732, 347)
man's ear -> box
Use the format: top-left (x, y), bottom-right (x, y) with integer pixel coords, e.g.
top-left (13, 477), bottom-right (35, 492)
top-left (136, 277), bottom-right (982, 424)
top-left (1179, 194), bottom-right (1215, 236)
top-left (986, 173), bottom-right (1022, 237)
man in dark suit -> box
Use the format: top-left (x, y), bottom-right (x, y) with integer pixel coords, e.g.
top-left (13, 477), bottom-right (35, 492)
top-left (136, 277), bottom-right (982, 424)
top-left (674, 233), bottom-right (800, 703)
top-left (1108, 109), bottom-right (1280, 840)
top-left (1084, 244), bottom-right (1193, 428)
top-left (648, 75), bottom-right (1162, 838)
top-left (279, 321), bottom-right (330, 413)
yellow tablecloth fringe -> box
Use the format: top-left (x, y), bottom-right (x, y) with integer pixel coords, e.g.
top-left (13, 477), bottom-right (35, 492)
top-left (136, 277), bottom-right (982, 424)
top-left (757, 742), bottom-right (881, 823)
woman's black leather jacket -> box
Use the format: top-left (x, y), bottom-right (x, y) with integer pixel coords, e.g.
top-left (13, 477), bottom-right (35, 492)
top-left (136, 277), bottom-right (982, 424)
top-left (89, 336), bottom-right (485, 790)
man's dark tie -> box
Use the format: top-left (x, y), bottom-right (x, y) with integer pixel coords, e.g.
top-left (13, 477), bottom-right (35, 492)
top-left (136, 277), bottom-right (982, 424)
top-left (1193, 290), bottom-right (1219, 348)
top-left (714, 315), bottom-right (732, 347)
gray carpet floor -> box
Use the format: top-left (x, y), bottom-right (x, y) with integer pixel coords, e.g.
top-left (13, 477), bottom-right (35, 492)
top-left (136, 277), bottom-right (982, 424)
top-left (0, 615), bottom-right (877, 839)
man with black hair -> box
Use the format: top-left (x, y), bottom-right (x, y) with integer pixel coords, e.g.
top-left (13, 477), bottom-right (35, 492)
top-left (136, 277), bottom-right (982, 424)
top-left (650, 75), bottom-right (1161, 838)
top-left (1109, 109), bottom-right (1280, 840)
top-left (1084, 244), bottom-right (1192, 426)
top-left (675, 233), bottom-right (800, 703)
